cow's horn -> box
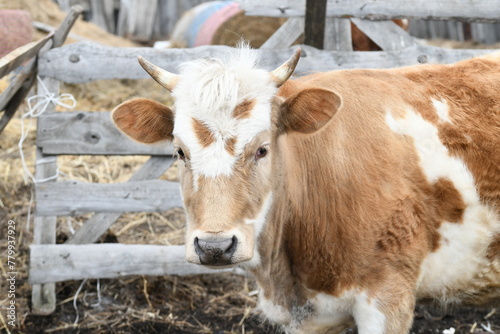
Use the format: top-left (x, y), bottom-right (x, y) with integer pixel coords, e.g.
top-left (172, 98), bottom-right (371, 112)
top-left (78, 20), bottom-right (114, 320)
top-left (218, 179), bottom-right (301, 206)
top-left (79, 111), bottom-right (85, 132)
top-left (138, 56), bottom-right (179, 92)
top-left (269, 48), bottom-right (301, 87)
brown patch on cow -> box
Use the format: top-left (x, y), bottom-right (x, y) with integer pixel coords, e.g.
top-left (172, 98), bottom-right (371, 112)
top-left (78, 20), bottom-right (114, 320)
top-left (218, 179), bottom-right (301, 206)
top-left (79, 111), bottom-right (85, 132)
top-left (192, 118), bottom-right (215, 147)
top-left (225, 137), bottom-right (237, 156)
top-left (431, 178), bottom-right (465, 223)
top-left (487, 234), bottom-right (500, 260)
top-left (232, 99), bottom-right (256, 119)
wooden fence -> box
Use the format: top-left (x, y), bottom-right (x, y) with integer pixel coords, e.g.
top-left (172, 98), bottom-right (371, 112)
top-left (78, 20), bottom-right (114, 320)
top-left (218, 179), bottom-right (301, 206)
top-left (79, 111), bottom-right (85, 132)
top-left (56, 0), bottom-right (500, 43)
top-left (55, 0), bottom-right (207, 41)
top-left (29, 0), bottom-right (500, 315)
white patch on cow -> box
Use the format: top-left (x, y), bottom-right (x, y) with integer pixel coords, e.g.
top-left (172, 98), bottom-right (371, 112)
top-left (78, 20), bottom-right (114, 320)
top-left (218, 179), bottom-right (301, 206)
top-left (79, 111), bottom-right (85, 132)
top-left (257, 292), bottom-right (291, 325)
top-left (285, 290), bottom-right (383, 334)
top-left (172, 47), bottom-right (277, 179)
top-left (432, 98), bottom-right (451, 123)
top-left (385, 107), bottom-right (500, 301)
top-left (352, 293), bottom-right (385, 334)
top-left (243, 192), bottom-right (273, 268)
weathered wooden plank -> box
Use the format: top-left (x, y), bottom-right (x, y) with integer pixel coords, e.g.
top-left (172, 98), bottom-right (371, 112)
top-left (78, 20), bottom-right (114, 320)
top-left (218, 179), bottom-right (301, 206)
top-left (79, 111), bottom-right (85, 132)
top-left (32, 78), bottom-right (60, 316)
top-left (37, 111), bottom-right (175, 155)
top-left (324, 18), bottom-right (352, 51)
top-left (90, 0), bottom-right (115, 33)
top-left (260, 17), bottom-right (304, 49)
top-left (0, 33), bottom-right (53, 80)
top-left (65, 156), bottom-right (176, 245)
top-left (29, 244), bottom-right (245, 284)
top-left (304, 0), bottom-right (327, 49)
top-left (38, 42), bottom-right (494, 84)
top-left (36, 179), bottom-right (182, 216)
top-left (0, 59), bottom-right (36, 112)
top-left (351, 19), bottom-right (416, 51)
top-left (237, 0), bottom-right (500, 22)
top-left (0, 59), bottom-right (37, 133)
top-left (52, 5), bottom-right (84, 48)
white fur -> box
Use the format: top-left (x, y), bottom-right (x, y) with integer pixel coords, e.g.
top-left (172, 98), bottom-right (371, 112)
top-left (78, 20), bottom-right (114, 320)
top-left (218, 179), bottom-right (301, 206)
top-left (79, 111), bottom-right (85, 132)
top-left (258, 292), bottom-right (291, 325)
top-left (352, 293), bottom-right (385, 334)
top-left (385, 104), bottom-right (499, 301)
top-left (432, 98), bottom-right (451, 123)
top-left (243, 192), bottom-right (274, 268)
top-left (172, 47), bottom-right (277, 179)
top-left (266, 290), bottom-right (384, 334)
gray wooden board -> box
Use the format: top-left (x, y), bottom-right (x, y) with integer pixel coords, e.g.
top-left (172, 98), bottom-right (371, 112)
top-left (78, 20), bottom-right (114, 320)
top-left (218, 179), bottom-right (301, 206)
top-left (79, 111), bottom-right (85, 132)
top-left (260, 17), bottom-right (304, 49)
top-left (324, 18), bottom-right (353, 51)
top-left (237, 0), bottom-right (500, 22)
top-left (65, 156), bottom-right (176, 245)
top-left (29, 244), bottom-right (246, 284)
top-left (38, 42), bottom-right (495, 84)
top-left (36, 111), bottom-right (174, 155)
top-left (0, 33), bottom-right (52, 79)
top-left (350, 19), bottom-right (416, 51)
top-left (32, 79), bottom-right (60, 316)
top-left (35, 179), bottom-right (183, 216)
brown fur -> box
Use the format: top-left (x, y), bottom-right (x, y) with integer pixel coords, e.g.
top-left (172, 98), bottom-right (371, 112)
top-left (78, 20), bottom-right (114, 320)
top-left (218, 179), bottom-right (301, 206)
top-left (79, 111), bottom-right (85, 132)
top-left (192, 118), bottom-right (215, 147)
top-left (111, 98), bottom-right (173, 143)
top-left (225, 137), bottom-right (237, 156)
top-left (232, 99), bottom-right (256, 119)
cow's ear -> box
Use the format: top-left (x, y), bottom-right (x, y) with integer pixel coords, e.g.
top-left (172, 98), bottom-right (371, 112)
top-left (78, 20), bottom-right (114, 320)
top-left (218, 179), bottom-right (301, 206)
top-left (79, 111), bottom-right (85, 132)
top-left (280, 88), bottom-right (341, 134)
top-left (112, 98), bottom-right (174, 143)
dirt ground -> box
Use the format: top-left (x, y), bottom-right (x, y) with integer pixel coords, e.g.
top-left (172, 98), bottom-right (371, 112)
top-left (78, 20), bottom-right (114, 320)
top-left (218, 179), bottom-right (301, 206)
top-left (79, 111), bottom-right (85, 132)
top-left (1, 1), bottom-right (500, 332)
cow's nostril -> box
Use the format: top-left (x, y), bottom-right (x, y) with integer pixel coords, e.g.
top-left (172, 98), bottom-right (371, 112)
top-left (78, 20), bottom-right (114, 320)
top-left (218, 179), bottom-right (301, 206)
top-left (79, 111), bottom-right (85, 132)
top-left (193, 236), bottom-right (238, 265)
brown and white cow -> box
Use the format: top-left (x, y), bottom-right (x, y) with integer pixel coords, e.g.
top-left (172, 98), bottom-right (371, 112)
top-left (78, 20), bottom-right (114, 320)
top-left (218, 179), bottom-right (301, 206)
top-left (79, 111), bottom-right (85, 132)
top-left (112, 47), bottom-right (500, 333)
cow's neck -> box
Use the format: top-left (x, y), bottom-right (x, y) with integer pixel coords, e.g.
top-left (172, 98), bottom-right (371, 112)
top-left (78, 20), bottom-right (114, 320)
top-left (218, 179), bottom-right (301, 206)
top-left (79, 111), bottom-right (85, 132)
top-left (247, 133), bottom-right (353, 314)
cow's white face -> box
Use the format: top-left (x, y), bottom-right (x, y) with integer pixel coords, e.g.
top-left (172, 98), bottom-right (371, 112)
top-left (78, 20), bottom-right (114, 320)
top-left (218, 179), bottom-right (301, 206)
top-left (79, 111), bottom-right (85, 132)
top-left (112, 47), bottom-right (340, 267)
top-left (171, 52), bottom-right (278, 266)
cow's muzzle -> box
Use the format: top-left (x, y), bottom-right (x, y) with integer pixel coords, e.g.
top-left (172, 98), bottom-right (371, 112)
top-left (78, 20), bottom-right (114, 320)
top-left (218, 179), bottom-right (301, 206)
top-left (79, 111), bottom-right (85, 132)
top-left (194, 236), bottom-right (238, 266)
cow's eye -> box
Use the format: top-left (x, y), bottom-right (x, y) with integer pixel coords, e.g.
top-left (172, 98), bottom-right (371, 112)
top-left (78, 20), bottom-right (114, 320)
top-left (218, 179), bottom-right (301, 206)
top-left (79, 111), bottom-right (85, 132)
top-left (255, 146), bottom-right (268, 160)
top-left (176, 148), bottom-right (186, 160)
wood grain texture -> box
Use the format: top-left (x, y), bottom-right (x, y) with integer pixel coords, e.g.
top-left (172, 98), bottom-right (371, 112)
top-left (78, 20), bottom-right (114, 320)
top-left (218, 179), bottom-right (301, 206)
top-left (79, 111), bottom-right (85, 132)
top-left (29, 244), bottom-right (246, 284)
top-left (0, 33), bottom-right (52, 79)
top-left (35, 179), bottom-right (183, 216)
top-left (238, 0), bottom-right (500, 22)
top-left (304, 0), bottom-right (327, 49)
top-left (38, 42), bottom-right (493, 84)
top-left (324, 18), bottom-right (353, 51)
top-left (65, 156), bottom-right (176, 245)
top-left (31, 78), bottom-right (60, 316)
top-left (260, 17), bottom-right (304, 49)
top-left (36, 111), bottom-right (175, 155)
top-left (351, 19), bottom-right (416, 51)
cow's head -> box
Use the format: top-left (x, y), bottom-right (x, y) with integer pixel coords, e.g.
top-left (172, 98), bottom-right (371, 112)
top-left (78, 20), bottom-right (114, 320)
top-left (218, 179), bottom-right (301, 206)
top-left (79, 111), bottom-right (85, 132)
top-left (112, 47), bottom-right (340, 268)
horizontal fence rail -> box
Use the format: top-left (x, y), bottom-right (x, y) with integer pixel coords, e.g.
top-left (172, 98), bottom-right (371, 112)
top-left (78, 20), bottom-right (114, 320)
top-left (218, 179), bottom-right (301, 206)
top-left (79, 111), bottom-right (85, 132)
top-left (35, 179), bottom-right (183, 216)
top-left (38, 42), bottom-right (493, 84)
top-left (37, 111), bottom-right (175, 155)
top-left (238, 0), bottom-right (500, 22)
top-left (29, 244), bottom-right (245, 284)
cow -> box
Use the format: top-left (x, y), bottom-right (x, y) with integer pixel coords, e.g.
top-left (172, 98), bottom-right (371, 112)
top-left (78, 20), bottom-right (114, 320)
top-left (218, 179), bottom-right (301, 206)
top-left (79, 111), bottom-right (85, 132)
top-left (111, 47), bottom-right (500, 333)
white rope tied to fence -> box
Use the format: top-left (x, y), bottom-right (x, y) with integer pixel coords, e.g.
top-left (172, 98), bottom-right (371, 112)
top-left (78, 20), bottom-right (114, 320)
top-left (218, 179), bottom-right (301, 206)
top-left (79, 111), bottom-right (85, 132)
top-left (18, 75), bottom-right (76, 184)
top-left (20, 75), bottom-right (76, 232)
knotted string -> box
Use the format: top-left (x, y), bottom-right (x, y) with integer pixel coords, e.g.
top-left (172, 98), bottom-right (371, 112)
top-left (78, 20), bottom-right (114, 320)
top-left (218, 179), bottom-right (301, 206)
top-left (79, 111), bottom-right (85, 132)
top-left (19, 75), bottom-right (76, 183)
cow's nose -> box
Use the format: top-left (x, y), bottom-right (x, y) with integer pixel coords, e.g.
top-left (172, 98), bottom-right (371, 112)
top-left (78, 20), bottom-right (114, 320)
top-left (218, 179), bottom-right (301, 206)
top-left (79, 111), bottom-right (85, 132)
top-left (194, 236), bottom-right (238, 266)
